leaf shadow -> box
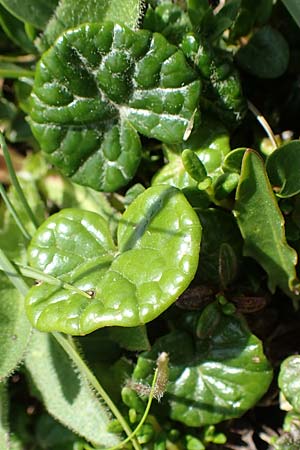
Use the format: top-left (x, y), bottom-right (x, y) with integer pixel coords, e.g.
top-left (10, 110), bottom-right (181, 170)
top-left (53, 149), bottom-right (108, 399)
top-left (49, 334), bottom-right (81, 404)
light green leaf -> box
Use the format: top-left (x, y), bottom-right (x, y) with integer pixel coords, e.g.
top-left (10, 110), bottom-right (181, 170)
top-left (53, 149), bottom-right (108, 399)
top-left (30, 22), bottom-right (200, 192)
top-left (234, 149), bottom-right (299, 294)
top-left (279, 356), bottom-right (300, 412)
top-left (0, 62), bottom-right (34, 79)
top-left (25, 185), bottom-right (201, 334)
top-left (131, 302), bottom-right (273, 426)
top-left (25, 331), bottom-right (120, 447)
top-left (266, 140), bottom-right (300, 198)
top-left (0, 383), bottom-right (10, 450)
top-left (0, 273), bottom-right (31, 380)
top-left (0, 0), bottom-right (58, 28)
top-left (40, 0), bottom-right (144, 50)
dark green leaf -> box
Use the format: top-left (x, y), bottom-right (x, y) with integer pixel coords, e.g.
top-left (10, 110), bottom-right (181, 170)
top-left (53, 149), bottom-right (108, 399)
top-left (236, 26), bottom-right (290, 79)
top-left (222, 147), bottom-right (246, 173)
top-left (30, 22), bottom-right (201, 192)
top-left (0, 5), bottom-right (36, 53)
top-left (25, 185), bottom-right (201, 334)
top-left (0, 0), bottom-right (58, 28)
top-left (132, 303), bottom-right (273, 426)
top-left (40, 0), bottom-right (144, 50)
top-left (109, 326), bottom-right (150, 351)
top-left (25, 331), bottom-right (121, 446)
top-left (234, 149), bottom-right (299, 294)
top-left (282, 0), bottom-right (300, 29)
top-left (266, 140), bottom-right (300, 198)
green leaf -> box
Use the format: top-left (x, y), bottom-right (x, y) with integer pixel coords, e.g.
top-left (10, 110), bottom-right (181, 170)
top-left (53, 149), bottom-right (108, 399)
top-left (131, 302), bottom-right (273, 426)
top-left (109, 326), bottom-right (150, 351)
top-left (25, 331), bottom-right (120, 447)
top-left (0, 383), bottom-right (10, 450)
top-left (0, 272), bottom-right (31, 381)
top-left (282, 0), bottom-right (300, 29)
top-left (0, 5), bottom-right (36, 53)
top-left (236, 26), bottom-right (290, 79)
top-left (0, 0), bottom-right (58, 28)
top-left (266, 140), bottom-right (300, 198)
top-left (279, 356), bottom-right (300, 412)
top-left (234, 149), bottom-right (299, 294)
top-left (0, 62), bottom-right (34, 79)
top-left (30, 22), bottom-right (201, 192)
top-left (40, 0), bottom-right (144, 50)
top-left (25, 185), bottom-right (201, 334)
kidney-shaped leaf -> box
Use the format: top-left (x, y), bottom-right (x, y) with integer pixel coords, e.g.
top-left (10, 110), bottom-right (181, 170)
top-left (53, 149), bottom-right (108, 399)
top-left (131, 303), bottom-right (273, 426)
top-left (25, 185), bottom-right (201, 335)
top-left (30, 22), bottom-right (201, 192)
top-left (266, 140), bottom-right (300, 198)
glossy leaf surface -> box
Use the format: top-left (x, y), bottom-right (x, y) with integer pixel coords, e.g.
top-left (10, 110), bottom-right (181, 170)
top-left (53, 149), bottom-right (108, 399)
top-left (0, 273), bottom-right (31, 380)
top-left (279, 356), bottom-right (300, 412)
top-left (0, 0), bottom-right (58, 28)
top-left (25, 331), bottom-right (120, 446)
top-left (40, 0), bottom-right (143, 50)
top-left (30, 22), bottom-right (201, 191)
top-left (131, 303), bottom-right (273, 426)
top-left (266, 141), bottom-right (300, 198)
top-left (235, 150), bottom-right (299, 294)
top-left (25, 185), bottom-right (201, 334)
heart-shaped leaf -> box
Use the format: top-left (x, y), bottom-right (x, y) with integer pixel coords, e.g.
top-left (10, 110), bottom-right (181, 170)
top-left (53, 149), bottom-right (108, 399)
top-left (266, 141), bottom-right (300, 198)
top-left (25, 185), bottom-right (201, 335)
top-left (30, 22), bottom-right (201, 192)
top-left (130, 302), bottom-right (273, 426)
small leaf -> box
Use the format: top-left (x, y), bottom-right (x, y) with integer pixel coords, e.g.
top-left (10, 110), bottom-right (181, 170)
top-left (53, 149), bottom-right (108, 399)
top-left (41, 0), bottom-right (144, 50)
top-left (131, 303), bottom-right (273, 426)
top-left (182, 149), bottom-right (208, 183)
top-left (0, 0), bottom-right (58, 28)
top-left (25, 331), bottom-right (120, 447)
top-left (0, 383), bottom-right (10, 450)
top-left (0, 273), bottom-right (31, 381)
top-left (279, 356), bottom-right (300, 412)
top-left (25, 185), bottom-right (201, 334)
top-left (30, 22), bottom-right (200, 192)
top-left (266, 140), bottom-right (300, 198)
top-left (236, 26), bottom-right (290, 79)
top-left (218, 242), bottom-right (238, 289)
top-left (235, 150), bottom-right (299, 294)
top-left (222, 147), bottom-right (246, 173)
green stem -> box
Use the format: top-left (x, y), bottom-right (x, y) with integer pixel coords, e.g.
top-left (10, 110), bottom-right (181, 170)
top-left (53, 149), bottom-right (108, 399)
top-left (107, 368), bottom-right (159, 450)
top-left (0, 133), bottom-right (38, 229)
top-left (0, 263), bottom-right (92, 299)
top-left (52, 332), bottom-right (142, 450)
top-left (0, 248), bottom-right (28, 296)
top-left (0, 184), bottom-right (31, 240)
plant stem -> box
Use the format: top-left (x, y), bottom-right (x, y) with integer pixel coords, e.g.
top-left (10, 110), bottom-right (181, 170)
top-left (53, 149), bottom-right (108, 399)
top-left (107, 368), bottom-right (159, 450)
top-left (0, 248), bottom-right (28, 296)
top-left (0, 184), bottom-right (31, 240)
top-left (52, 332), bottom-right (142, 450)
top-left (247, 101), bottom-right (277, 150)
top-left (0, 133), bottom-right (39, 229)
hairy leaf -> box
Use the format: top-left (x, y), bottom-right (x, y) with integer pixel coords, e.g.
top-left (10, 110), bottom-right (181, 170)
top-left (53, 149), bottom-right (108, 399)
top-left (0, 273), bottom-right (31, 380)
top-left (25, 331), bottom-right (120, 447)
top-left (266, 141), bottom-right (300, 198)
top-left (235, 149), bottom-right (299, 294)
top-left (40, 0), bottom-right (144, 50)
top-left (30, 22), bottom-right (200, 191)
top-left (131, 303), bottom-right (273, 426)
top-left (25, 185), bottom-right (201, 334)
top-left (0, 384), bottom-right (9, 450)
top-left (0, 0), bottom-right (58, 28)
